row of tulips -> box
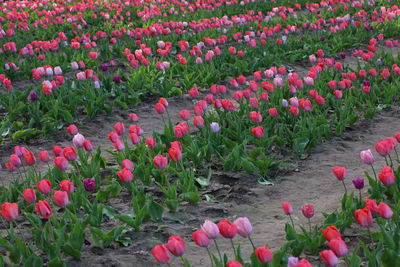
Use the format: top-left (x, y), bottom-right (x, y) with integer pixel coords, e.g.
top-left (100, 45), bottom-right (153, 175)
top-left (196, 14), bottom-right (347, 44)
top-left (149, 130), bottom-right (400, 266)
top-left (2, 0), bottom-right (400, 142)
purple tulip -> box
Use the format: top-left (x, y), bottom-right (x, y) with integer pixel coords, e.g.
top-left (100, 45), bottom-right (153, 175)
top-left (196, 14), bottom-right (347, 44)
top-left (83, 178), bottom-right (96, 192)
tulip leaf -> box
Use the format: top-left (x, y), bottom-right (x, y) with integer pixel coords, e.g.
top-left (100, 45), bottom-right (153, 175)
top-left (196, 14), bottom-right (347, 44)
top-left (63, 245), bottom-right (82, 260)
top-left (258, 178), bottom-right (274, 186)
top-left (147, 200), bottom-right (164, 222)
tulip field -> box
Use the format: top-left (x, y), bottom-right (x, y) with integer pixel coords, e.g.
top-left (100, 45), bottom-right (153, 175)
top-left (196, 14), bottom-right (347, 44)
top-left (2, 0), bottom-right (400, 265)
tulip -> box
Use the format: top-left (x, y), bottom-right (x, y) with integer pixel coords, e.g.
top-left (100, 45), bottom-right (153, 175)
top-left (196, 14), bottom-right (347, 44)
top-left (113, 75), bottom-right (121, 83)
top-left (113, 123), bottom-right (125, 136)
top-left (227, 261), bottom-right (243, 267)
top-left (10, 154), bottom-right (21, 167)
top-left (201, 220), bottom-right (219, 239)
top-left (37, 179), bottom-right (52, 195)
top-left (152, 245), bottom-right (170, 264)
top-left (155, 103), bottom-right (166, 114)
top-left (122, 159), bottom-right (134, 171)
top-left (67, 124), bottom-right (78, 135)
top-left (53, 145), bottom-right (63, 157)
top-left (108, 132), bottom-right (120, 143)
top-left (130, 113), bottom-right (139, 122)
top-left (83, 178), bottom-right (96, 192)
top-left (60, 180), bottom-right (74, 194)
top-left (288, 257), bottom-right (299, 267)
top-left (35, 200), bottom-right (52, 219)
top-left (332, 166), bottom-right (347, 193)
top-left (377, 202), bottom-right (393, 219)
top-left (217, 219), bottom-right (237, 239)
top-left (329, 238), bottom-right (348, 256)
top-left (23, 188), bottom-right (36, 203)
top-left (193, 116), bottom-right (204, 128)
top-left (210, 122), bottom-right (220, 133)
top-left (52, 190), bottom-right (69, 207)
top-left (117, 168), bottom-right (133, 183)
top-left (0, 203), bottom-right (18, 221)
top-left (54, 156), bottom-right (68, 171)
top-left (268, 108), bottom-right (278, 118)
top-left (24, 152), bottom-right (36, 166)
top-left (378, 166), bottom-right (394, 186)
top-left (301, 204), bottom-right (314, 218)
top-left (83, 140), bottom-right (93, 151)
top-left (320, 250), bottom-right (338, 266)
top-left (179, 110), bottom-right (190, 121)
top-left (146, 137), bottom-right (156, 149)
top-left (192, 230), bottom-right (210, 247)
top-left (63, 146), bottom-right (77, 161)
top-left (168, 147), bottom-right (182, 162)
top-left (255, 246), bottom-right (273, 263)
top-left (30, 91), bottom-right (38, 101)
top-left (39, 151), bottom-right (50, 162)
top-left (234, 217), bottom-right (252, 238)
top-left (365, 199), bottom-right (378, 214)
top-left (252, 126), bottom-right (264, 138)
top-left (73, 133), bottom-right (85, 148)
top-left (153, 155), bottom-right (168, 169)
top-left (355, 208), bottom-right (373, 227)
top-left (322, 225), bottom-right (341, 242)
top-left (165, 236), bottom-right (185, 256)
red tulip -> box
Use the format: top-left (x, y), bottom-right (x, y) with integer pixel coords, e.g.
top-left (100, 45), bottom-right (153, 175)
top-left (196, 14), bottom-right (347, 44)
top-left (108, 132), bottom-right (120, 143)
top-left (5, 162), bottom-right (15, 172)
top-left (179, 110), bottom-right (191, 121)
top-left (294, 258), bottom-right (312, 267)
top-left (301, 204), bottom-right (314, 218)
top-left (320, 250), bottom-right (338, 266)
top-left (168, 147), bottom-right (182, 162)
top-left (355, 208), bottom-right (373, 227)
top-left (170, 141), bottom-right (182, 152)
top-left (37, 179), bottom-right (52, 195)
top-left (89, 52), bottom-right (98, 60)
top-left (23, 188), bottom-right (36, 203)
top-left (60, 180), bottom-right (74, 194)
top-left (83, 140), bottom-right (93, 151)
top-left (146, 137), bottom-right (156, 149)
top-left (329, 238), bottom-right (348, 256)
top-left (53, 145), bottom-right (63, 157)
top-left (0, 203), bottom-right (18, 221)
top-left (192, 230), bottom-right (210, 247)
top-left (52, 190), bottom-right (69, 207)
top-left (122, 159), bottom-right (134, 171)
top-left (153, 155), bottom-right (168, 169)
top-left (39, 151), bottom-right (50, 162)
top-left (282, 202), bottom-right (293, 215)
top-left (63, 146), bottom-right (77, 161)
top-left (130, 133), bottom-right (140, 144)
top-left (24, 152), bottom-right (36, 166)
top-left (152, 245), bottom-right (170, 264)
top-left (268, 108), bottom-right (278, 118)
top-left (378, 166), bottom-right (395, 186)
top-left (322, 225), bottom-right (341, 241)
top-left (117, 168), bottom-right (133, 183)
top-left (35, 200), bottom-right (52, 219)
top-left (227, 261), bottom-right (243, 267)
top-left (54, 156), bottom-right (68, 171)
top-left (165, 236), bottom-right (185, 256)
top-left (155, 103), bottom-right (166, 114)
top-left (193, 116), bottom-right (204, 128)
top-left (10, 154), bottom-right (21, 167)
top-left (377, 202), bottom-right (393, 219)
top-left (365, 199), bottom-right (378, 214)
top-left (114, 123), bottom-right (125, 135)
top-left (251, 126), bottom-right (264, 138)
top-left (67, 124), bottom-right (78, 135)
top-left (255, 246), bottom-right (273, 264)
top-left (332, 166), bottom-right (347, 181)
top-left (217, 219), bottom-right (237, 239)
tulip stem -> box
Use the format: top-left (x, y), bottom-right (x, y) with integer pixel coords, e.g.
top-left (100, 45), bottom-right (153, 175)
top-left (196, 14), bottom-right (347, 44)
top-left (213, 239), bottom-right (222, 263)
top-left (167, 263), bottom-right (172, 267)
top-left (358, 189), bottom-right (362, 206)
top-left (230, 239), bottom-right (237, 259)
top-left (367, 227), bottom-right (376, 256)
top-left (384, 156), bottom-right (389, 166)
top-left (180, 256), bottom-right (187, 266)
top-left (371, 165), bottom-right (378, 182)
top-left (248, 235), bottom-right (256, 250)
top-left (206, 247), bottom-right (215, 267)
top-left (387, 154), bottom-right (393, 166)
top-left (289, 214), bottom-right (295, 228)
top-left (308, 218), bottom-right (312, 236)
top-left (342, 180), bottom-right (347, 195)
top-left (394, 148), bottom-right (400, 161)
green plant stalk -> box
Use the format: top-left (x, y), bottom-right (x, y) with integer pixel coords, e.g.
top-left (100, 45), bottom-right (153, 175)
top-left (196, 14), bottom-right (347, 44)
top-left (230, 239), bottom-right (237, 259)
top-left (206, 247), bottom-right (215, 267)
top-left (213, 239), bottom-right (222, 263)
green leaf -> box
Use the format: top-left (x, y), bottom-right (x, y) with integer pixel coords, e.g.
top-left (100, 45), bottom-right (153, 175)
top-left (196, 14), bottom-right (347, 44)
top-left (293, 137), bottom-right (309, 156)
top-left (63, 245), bottom-right (82, 260)
top-left (147, 200), bottom-right (164, 222)
top-left (258, 178), bottom-right (274, 186)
